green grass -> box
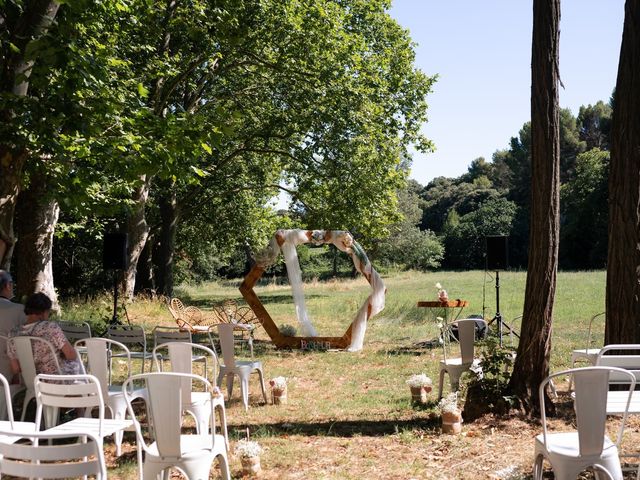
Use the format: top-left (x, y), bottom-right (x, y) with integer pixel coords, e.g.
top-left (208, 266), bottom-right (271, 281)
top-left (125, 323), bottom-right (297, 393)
top-left (59, 270), bottom-right (609, 479)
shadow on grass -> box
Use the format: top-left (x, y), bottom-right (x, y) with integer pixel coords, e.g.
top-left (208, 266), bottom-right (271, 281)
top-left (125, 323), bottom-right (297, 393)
top-left (230, 416), bottom-right (442, 439)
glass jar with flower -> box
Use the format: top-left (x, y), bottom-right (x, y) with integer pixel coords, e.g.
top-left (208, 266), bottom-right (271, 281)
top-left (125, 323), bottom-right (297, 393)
top-left (269, 376), bottom-right (288, 405)
top-left (438, 392), bottom-right (463, 434)
top-left (435, 282), bottom-right (449, 304)
top-left (235, 439), bottom-right (263, 475)
top-left (405, 373), bottom-right (432, 404)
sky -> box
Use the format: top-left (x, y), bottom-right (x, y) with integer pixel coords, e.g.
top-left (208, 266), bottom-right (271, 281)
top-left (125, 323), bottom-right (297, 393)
top-left (388, 0), bottom-right (625, 186)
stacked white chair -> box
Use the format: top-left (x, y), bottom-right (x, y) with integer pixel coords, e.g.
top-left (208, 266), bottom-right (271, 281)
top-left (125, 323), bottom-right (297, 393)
top-left (153, 341), bottom-right (228, 447)
top-left (34, 373), bottom-right (133, 457)
top-left (0, 429), bottom-right (107, 479)
top-left (123, 371), bottom-right (231, 480)
top-left (75, 337), bottom-right (145, 456)
top-left (0, 372), bottom-right (37, 442)
top-left (9, 335), bottom-right (61, 421)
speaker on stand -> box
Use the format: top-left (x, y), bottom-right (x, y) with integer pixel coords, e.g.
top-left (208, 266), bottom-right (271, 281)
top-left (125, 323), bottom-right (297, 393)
top-left (485, 236), bottom-right (516, 345)
top-left (103, 233), bottom-right (128, 327)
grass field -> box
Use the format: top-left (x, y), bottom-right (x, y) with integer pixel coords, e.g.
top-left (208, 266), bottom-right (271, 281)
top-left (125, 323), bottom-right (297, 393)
top-left (60, 270), bottom-right (616, 479)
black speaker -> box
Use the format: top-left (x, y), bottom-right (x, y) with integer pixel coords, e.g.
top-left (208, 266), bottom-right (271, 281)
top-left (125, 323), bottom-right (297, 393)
top-left (486, 235), bottom-right (508, 270)
top-left (103, 233), bottom-right (128, 270)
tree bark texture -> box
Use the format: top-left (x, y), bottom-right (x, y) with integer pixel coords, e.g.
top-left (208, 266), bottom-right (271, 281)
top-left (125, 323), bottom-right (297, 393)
top-left (124, 176), bottom-right (151, 299)
top-left (606, 0), bottom-right (640, 344)
top-left (14, 170), bottom-right (60, 311)
top-left (508, 0), bottom-right (561, 416)
top-left (135, 234), bottom-right (155, 295)
top-left (156, 188), bottom-right (179, 297)
top-left (0, 0), bottom-right (61, 269)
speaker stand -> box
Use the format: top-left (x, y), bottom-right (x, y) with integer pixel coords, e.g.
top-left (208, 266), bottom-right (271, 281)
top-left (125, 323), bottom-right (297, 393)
top-left (110, 270), bottom-right (123, 327)
top-left (486, 271), bottom-right (519, 346)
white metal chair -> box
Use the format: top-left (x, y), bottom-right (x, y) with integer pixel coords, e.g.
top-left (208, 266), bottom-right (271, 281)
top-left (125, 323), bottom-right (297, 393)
top-left (107, 325), bottom-right (154, 374)
top-left (437, 318), bottom-right (487, 399)
top-left (216, 322), bottom-right (267, 411)
top-left (152, 341), bottom-right (228, 446)
top-left (571, 312), bottom-right (605, 368)
top-left (0, 333), bottom-right (24, 420)
top-left (35, 373), bottom-right (133, 458)
top-left (123, 371), bottom-right (231, 480)
top-left (0, 372), bottom-right (38, 442)
top-left (75, 337), bottom-right (145, 455)
top-left (9, 335), bottom-right (61, 421)
top-left (152, 325), bottom-right (209, 371)
top-left (0, 429), bottom-right (107, 479)
top-left (533, 366), bottom-right (635, 480)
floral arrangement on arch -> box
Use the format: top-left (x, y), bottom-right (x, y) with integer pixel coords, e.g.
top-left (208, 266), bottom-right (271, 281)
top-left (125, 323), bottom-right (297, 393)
top-left (235, 439), bottom-right (263, 459)
top-left (435, 282), bottom-right (449, 303)
top-left (405, 373), bottom-right (433, 389)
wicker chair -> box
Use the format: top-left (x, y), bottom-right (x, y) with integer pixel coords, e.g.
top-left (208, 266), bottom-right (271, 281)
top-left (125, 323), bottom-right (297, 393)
top-left (168, 298), bottom-right (220, 332)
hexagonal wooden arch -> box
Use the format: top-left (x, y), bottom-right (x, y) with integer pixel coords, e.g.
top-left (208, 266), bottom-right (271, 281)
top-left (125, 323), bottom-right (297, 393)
top-left (239, 229), bottom-right (385, 350)
top-left (240, 264), bottom-right (352, 349)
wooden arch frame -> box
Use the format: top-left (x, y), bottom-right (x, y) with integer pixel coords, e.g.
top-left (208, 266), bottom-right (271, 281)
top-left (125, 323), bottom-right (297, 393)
top-left (239, 230), bottom-right (381, 349)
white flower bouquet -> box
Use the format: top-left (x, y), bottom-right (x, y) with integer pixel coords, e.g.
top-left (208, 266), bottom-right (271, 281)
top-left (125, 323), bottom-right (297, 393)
top-left (235, 439), bottom-right (263, 459)
top-left (269, 376), bottom-right (287, 390)
top-left (405, 373), bottom-right (433, 388)
top-left (435, 282), bottom-right (449, 303)
top-left (437, 392), bottom-right (460, 414)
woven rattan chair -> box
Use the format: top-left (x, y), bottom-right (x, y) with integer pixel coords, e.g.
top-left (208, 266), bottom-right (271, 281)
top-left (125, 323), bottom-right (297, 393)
top-left (168, 298), bottom-right (220, 332)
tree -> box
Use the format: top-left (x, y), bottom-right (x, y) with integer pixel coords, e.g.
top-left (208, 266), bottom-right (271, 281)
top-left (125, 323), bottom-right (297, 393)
top-left (508, 0), bottom-right (561, 414)
top-left (0, 0), bottom-right (62, 268)
top-left (605, 0), bottom-right (640, 345)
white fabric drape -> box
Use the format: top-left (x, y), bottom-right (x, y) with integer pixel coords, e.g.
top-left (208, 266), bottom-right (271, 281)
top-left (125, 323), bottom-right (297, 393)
top-left (253, 229), bottom-right (386, 351)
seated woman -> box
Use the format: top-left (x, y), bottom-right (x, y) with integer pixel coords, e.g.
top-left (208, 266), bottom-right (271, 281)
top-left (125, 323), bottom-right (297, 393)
top-left (7, 292), bottom-right (82, 378)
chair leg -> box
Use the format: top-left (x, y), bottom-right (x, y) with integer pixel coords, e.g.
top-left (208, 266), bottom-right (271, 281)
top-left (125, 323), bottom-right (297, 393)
top-left (226, 373), bottom-right (235, 399)
top-left (20, 391), bottom-right (34, 422)
top-left (215, 402), bottom-right (229, 451)
top-left (241, 375), bottom-right (250, 411)
top-left (256, 368), bottom-right (268, 404)
top-left (532, 454), bottom-right (544, 480)
top-left (218, 451), bottom-right (231, 480)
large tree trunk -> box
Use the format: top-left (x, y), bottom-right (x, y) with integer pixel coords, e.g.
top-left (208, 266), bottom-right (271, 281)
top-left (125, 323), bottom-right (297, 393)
top-left (606, 0), bottom-right (640, 344)
top-left (0, 0), bottom-right (61, 268)
top-left (156, 187), bottom-right (179, 297)
top-left (508, 0), bottom-right (561, 416)
top-left (135, 234), bottom-right (156, 295)
top-left (123, 176), bottom-right (151, 299)
top-left (13, 170), bottom-right (60, 311)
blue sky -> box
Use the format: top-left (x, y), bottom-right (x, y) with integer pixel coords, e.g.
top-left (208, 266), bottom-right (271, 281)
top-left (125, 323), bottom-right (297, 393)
top-left (389, 1), bottom-right (625, 186)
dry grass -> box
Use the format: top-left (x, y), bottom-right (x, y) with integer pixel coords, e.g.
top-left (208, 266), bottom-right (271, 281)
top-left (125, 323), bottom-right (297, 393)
top-left (61, 270), bottom-right (640, 479)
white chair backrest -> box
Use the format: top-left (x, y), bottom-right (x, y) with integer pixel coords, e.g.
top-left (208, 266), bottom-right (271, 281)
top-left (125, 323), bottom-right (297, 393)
top-left (152, 342), bottom-right (218, 403)
top-left (585, 312), bottom-right (606, 352)
top-left (454, 318), bottom-right (486, 364)
top-left (217, 323), bottom-right (237, 368)
top-left (540, 367), bottom-right (635, 456)
top-left (76, 338), bottom-right (132, 395)
top-left (10, 336), bottom-right (61, 383)
top-left (595, 344), bottom-right (640, 383)
top-left (153, 326), bottom-right (192, 348)
top-left (0, 429), bottom-right (106, 479)
top-left (0, 373), bottom-right (14, 425)
top-left (107, 325), bottom-right (147, 351)
top-left (123, 372), bottom-right (217, 458)
top-left (58, 321), bottom-right (92, 344)
top-left (34, 373), bottom-right (105, 432)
